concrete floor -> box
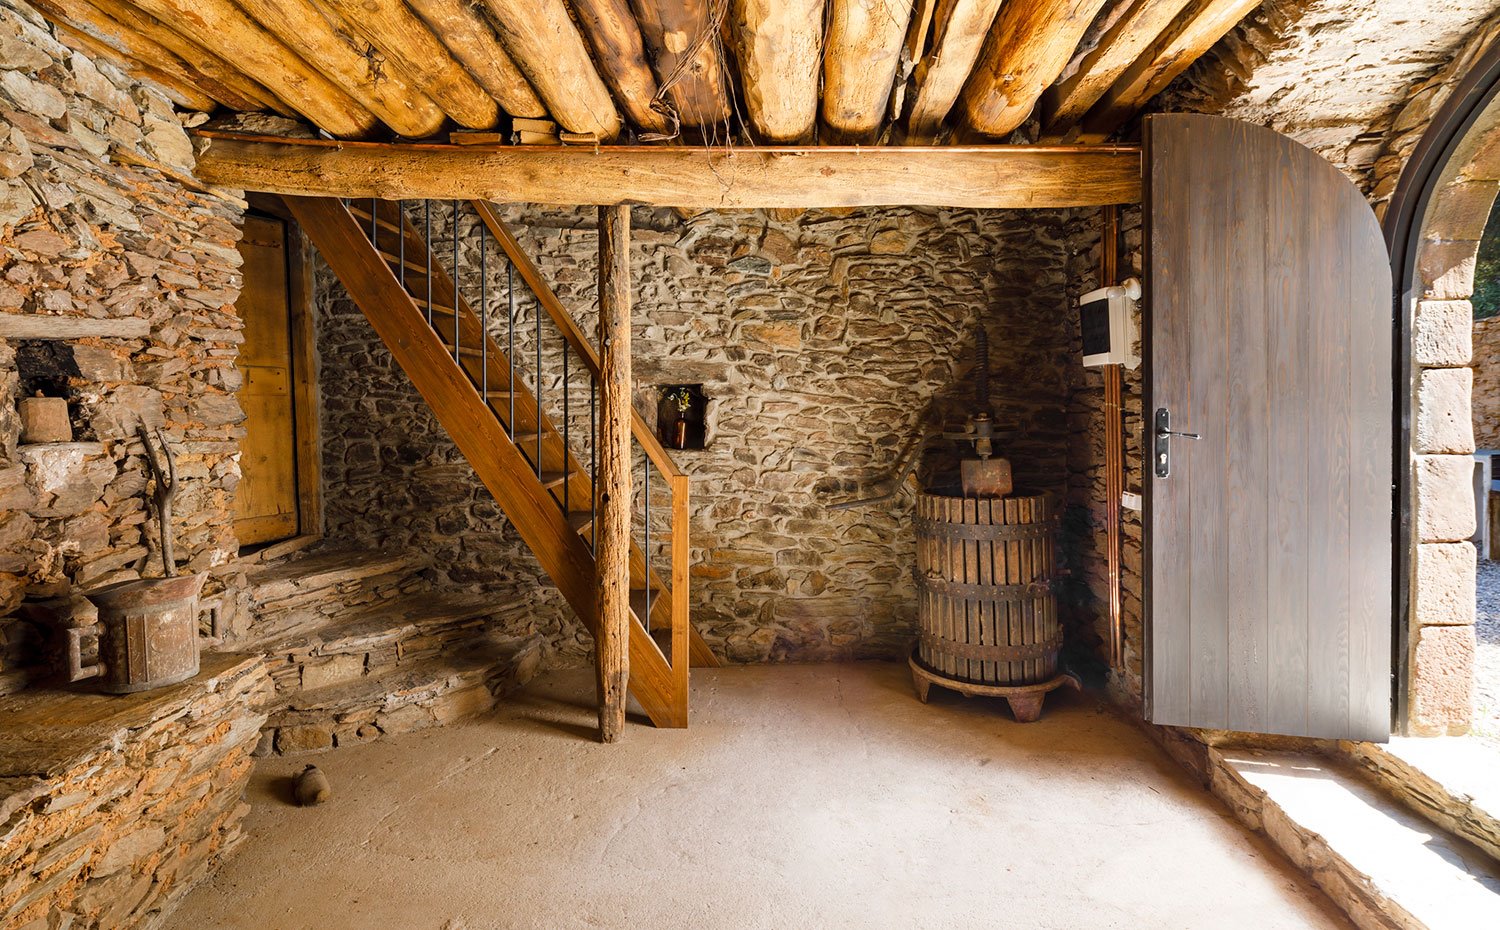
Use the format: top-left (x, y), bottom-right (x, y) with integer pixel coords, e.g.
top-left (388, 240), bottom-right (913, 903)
top-left (165, 664), bottom-right (1348, 930)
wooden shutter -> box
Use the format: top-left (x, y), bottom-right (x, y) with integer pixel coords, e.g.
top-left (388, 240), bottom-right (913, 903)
top-left (234, 214), bottom-right (301, 546)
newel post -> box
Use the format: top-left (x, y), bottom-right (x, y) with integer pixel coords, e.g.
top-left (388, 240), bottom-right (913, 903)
top-left (596, 204), bottom-right (632, 742)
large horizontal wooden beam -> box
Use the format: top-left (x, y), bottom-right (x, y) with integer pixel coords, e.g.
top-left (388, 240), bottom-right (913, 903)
top-left (192, 132), bottom-right (1141, 208)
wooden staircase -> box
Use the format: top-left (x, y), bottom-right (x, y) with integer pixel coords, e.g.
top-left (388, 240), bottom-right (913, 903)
top-left (283, 195), bottom-right (716, 729)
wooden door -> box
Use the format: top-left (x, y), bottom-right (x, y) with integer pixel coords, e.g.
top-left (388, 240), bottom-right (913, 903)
top-left (234, 214), bottom-right (300, 546)
top-left (1145, 114), bottom-right (1393, 741)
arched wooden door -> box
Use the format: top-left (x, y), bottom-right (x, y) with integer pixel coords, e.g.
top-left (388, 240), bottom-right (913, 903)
top-left (1145, 114), bottom-right (1394, 741)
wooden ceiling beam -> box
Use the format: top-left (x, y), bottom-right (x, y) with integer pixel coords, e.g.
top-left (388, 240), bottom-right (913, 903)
top-left (36, 0), bottom-right (287, 113)
top-left (823, 0), bottom-right (917, 143)
top-left (904, 0), bottom-right (1005, 144)
top-left (404, 0), bottom-right (548, 120)
top-left (629, 0), bottom-right (732, 130)
top-left (108, 0), bottom-right (376, 136)
top-left (45, 20), bottom-right (218, 112)
top-left (192, 132), bottom-right (1142, 208)
top-left (568, 0), bottom-right (671, 133)
top-left (1039, 0), bottom-right (1195, 140)
top-left (1076, 0), bottom-right (1260, 142)
top-left (310, 0), bottom-right (498, 130)
top-left (477, 0), bottom-right (623, 140)
top-left (959, 0), bottom-right (1111, 139)
top-left (728, 0), bottom-right (824, 143)
top-left (886, 0), bottom-right (938, 130)
top-left (229, 0), bottom-right (446, 138)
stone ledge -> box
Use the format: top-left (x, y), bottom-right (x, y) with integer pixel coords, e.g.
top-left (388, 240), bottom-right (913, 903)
top-left (0, 653), bottom-right (271, 929)
top-left (264, 633), bottom-right (542, 755)
top-left (0, 652), bottom-right (267, 780)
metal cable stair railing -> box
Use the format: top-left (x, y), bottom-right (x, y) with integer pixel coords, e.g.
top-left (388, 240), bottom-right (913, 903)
top-left (283, 195), bottom-right (716, 730)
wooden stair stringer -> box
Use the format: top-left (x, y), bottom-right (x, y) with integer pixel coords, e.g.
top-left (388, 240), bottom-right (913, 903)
top-left (358, 201), bottom-right (670, 604)
top-left (285, 195), bottom-right (684, 728)
top-left (365, 198), bottom-right (716, 670)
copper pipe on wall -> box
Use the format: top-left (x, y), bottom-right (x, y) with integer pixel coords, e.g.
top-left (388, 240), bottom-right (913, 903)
top-left (1101, 206), bottom-right (1125, 671)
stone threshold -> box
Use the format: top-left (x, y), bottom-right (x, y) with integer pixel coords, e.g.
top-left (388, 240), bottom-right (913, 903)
top-left (1145, 721), bottom-right (1500, 930)
top-left (1218, 747), bottom-right (1499, 930)
top-left (1343, 736), bottom-right (1500, 862)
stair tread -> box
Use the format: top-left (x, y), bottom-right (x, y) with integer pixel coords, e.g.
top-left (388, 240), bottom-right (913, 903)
top-left (373, 247), bottom-right (434, 275)
top-left (1224, 749), bottom-right (1500, 926)
top-left (245, 546), bottom-right (431, 597)
top-left (539, 470), bottom-right (571, 488)
top-left (274, 634), bottom-right (540, 715)
top-left (346, 202), bottom-right (397, 223)
top-left (630, 587), bottom-right (663, 620)
top-left (251, 591), bottom-right (502, 656)
top-left (567, 511), bottom-right (595, 534)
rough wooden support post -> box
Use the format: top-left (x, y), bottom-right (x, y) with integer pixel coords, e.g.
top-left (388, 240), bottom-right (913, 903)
top-left (596, 204), bottom-right (632, 743)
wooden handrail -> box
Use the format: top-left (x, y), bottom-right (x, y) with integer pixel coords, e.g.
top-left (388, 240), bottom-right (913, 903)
top-left (457, 199), bottom-right (712, 678)
top-left (469, 199), bottom-right (685, 480)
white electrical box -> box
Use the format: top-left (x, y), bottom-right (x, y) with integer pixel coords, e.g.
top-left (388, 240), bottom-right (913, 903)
top-left (1080, 278), bottom-right (1141, 369)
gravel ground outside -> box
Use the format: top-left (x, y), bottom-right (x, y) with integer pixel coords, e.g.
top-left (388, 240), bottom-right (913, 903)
top-left (1473, 560), bottom-right (1500, 748)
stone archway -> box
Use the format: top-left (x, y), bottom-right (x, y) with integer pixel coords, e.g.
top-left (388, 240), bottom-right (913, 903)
top-left (1404, 89), bottom-right (1500, 736)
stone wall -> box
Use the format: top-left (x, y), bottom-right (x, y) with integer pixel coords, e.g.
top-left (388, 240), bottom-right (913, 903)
top-left (1063, 206), bottom-right (1146, 702)
top-left (316, 204), bottom-right (1079, 663)
top-left (0, 0), bottom-right (244, 695)
top-left (1475, 317), bottom-right (1500, 450)
top-left (0, 653), bottom-right (269, 929)
top-left (1162, 0), bottom-right (1500, 201)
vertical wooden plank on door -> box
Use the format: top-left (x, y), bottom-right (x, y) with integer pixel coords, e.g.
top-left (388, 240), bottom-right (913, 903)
top-left (1264, 128), bottom-right (1313, 734)
top-left (1225, 121), bottom-right (1271, 733)
top-left (1187, 118), bottom-right (1230, 729)
top-left (1348, 195), bottom-right (1395, 741)
top-left (1146, 116), bottom-right (1194, 726)
top-left (1306, 145), bottom-right (1354, 737)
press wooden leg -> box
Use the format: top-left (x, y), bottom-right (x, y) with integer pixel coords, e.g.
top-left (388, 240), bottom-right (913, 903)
top-left (912, 672), bottom-right (931, 704)
top-left (1006, 693), bottom-right (1044, 723)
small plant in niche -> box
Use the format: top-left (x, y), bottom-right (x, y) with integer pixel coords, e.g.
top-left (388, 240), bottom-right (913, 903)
top-left (657, 384), bottom-right (707, 450)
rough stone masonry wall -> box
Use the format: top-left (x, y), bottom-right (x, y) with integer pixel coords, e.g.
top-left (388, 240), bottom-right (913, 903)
top-left (1474, 318), bottom-right (1500, 450)
top-left (0, 0), bottom-right (244, 696)
top-left (1063, 206), bottom-right (1146, 702)
top-left (0, 653), bottom-right (270, 930)
top-left (317, 205), bottom-right (1077, 663)
top-left (1163, 0), bottom-right (1500, 201)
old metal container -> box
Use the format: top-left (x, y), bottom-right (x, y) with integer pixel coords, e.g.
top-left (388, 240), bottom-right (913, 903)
top-left (911, 491), bottom-right (1074, 720)
top-left (70, 573), bottom-right (205, 694)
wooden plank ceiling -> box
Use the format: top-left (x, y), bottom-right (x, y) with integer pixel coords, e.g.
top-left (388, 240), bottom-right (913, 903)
top-left (32, 0), bottom-right (1259, 146)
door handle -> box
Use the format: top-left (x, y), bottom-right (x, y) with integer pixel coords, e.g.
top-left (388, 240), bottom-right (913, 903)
top-left (1154, 407), bottom-right (1198, 477)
